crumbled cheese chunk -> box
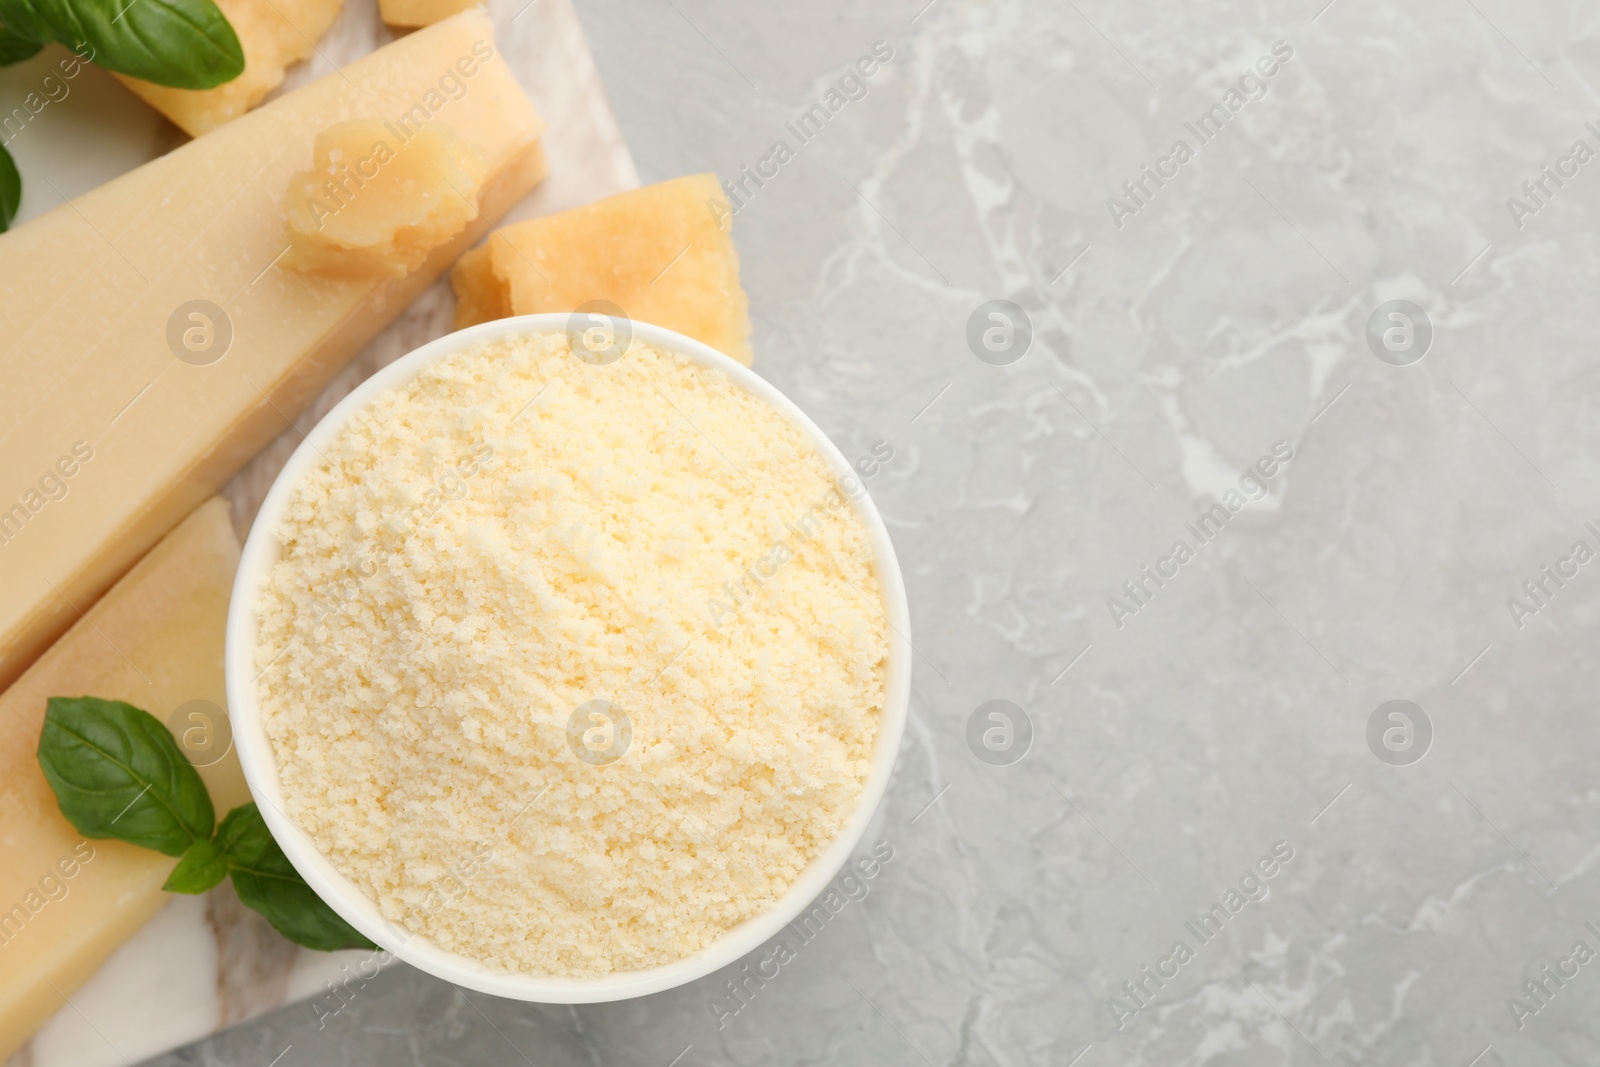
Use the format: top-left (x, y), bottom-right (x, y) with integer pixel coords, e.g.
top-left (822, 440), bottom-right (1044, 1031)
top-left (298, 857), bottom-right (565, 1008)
top-left (283, 120), bottom-right (488, 278)
top-left (255, 331), bottom-right (888, 976)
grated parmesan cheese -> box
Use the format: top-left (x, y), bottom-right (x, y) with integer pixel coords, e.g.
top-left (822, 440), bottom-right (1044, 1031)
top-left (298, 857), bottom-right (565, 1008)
top-left (254, 331), bottom-right (888, 976)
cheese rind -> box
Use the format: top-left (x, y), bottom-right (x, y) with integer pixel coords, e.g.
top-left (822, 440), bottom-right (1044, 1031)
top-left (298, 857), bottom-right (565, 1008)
top-left (116, 0), bottom-right (346, 136)
top-left (0, 498), bottom-right (248, 1062)
top-left (0, 11), bottom-right (545, 695)
top-left (451, 173), bottom-right (753, 365)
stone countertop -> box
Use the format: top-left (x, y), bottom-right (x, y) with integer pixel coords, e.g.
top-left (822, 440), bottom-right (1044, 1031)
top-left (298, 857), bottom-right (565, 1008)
top-left (142, 0), bottom-right (1600, 1064)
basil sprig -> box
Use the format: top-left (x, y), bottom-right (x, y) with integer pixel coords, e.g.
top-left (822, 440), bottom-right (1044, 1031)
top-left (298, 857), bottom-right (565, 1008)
top-left (0, 0), bottom-right (243, 89)
top-left (38, 696), bottom-right (374, 952)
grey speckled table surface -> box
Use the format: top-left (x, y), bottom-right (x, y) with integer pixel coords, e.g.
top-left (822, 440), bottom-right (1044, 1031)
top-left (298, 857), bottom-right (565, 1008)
top-left (148, 0), bottom-right (1600, 1064)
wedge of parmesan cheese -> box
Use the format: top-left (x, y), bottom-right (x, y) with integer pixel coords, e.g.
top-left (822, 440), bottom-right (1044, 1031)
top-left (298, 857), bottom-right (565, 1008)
top-left (0, 499), bottom-right (248, 1062)
top-left (115, 0), bottom-right (346, 136)
top-left (451, 173), bottom-right (753, 365)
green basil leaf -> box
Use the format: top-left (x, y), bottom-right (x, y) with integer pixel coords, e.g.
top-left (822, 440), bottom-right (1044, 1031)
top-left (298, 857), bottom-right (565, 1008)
top-left (164, 837), bottom-right (228, 893)
top-left (218, 804), bottom-right (376, 952)
top-left (0, 1), bottom-right (49, 47)
top-left (37, 696), bottom-right (214, 857)
top-left (0, 0), bottom-right (243, 89)
top-left (0, 142), bottom-right (18, 233)
top-left (0, 26), bottom-right (43, 65)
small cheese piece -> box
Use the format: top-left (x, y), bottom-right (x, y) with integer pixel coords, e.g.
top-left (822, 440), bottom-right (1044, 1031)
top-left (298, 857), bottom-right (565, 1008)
top-left (381, 0), bottom-right (477, 28)
top-left (0, 498), bottom-right (248, 1062)
top-left (451, 173), bottom-right (753, 365)
top-left (0, 12), bottom-right (546, 696)
top-left (285, 120), bottom-right (488, 277)
top-left (116, 0), bottom-right (345, 136)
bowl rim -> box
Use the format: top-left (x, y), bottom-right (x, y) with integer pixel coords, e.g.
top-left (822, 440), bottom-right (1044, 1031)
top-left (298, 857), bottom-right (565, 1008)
top-left (223, 313), bottom-right (912, 1003)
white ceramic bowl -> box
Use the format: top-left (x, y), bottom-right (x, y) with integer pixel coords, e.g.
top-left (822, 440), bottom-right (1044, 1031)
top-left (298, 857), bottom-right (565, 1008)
top-left (224, 314), bottom-right (911, 1003)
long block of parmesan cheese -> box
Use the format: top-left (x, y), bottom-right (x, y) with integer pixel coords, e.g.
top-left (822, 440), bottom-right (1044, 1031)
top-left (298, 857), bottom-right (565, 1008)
top-left (0, 498), bottom-right (248, 1062)
top-left (0, 10), bottom-right (546, 693)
